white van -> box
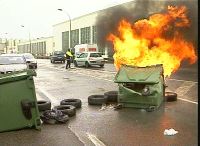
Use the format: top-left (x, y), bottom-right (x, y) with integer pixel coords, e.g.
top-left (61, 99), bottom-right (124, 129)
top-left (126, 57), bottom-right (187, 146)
top-left (74, 44), bottom-right (98, 57)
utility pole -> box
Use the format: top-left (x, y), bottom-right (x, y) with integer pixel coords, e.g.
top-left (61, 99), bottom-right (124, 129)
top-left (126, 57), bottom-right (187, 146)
top-left (57, 9), bottom-right (72, 50)
top-left (5, 33), bottom-right (8, 53)
top-left (21, 25), bottom-right (31, 53)
top-left (5, 38), bottom-right (8, 53)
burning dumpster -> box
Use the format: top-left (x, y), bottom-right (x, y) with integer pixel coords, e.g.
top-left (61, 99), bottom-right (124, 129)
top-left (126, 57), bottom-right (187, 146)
top-left (0, 70), bottom-right (41, 132)
top-left (114, 64), bottom-right (165, 109)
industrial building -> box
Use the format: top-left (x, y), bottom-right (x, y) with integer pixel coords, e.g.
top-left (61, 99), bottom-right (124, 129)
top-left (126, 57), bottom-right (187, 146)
top-left (0, 38), bottom-right (20, 54)
top-left (17, 36), bottom-right (53, 57)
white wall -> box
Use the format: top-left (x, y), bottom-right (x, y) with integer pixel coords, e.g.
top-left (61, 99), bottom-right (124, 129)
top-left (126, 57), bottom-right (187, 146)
top-left (53, 12), bottom-right (98, 51)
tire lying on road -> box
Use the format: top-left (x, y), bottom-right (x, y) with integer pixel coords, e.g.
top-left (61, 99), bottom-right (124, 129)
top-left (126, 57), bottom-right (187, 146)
top-left (37, 100), bottom-right (51, 112)
top-left (88, 95), bottom-right (107, 105)
top-left (165, 92), bottom-right (177, 102)
top-left (104, 91), bottom-right (118, 103)
top-left (53, 105), bottom-right (76, 117)
top-left (60, 98), bottom-right (82, 108)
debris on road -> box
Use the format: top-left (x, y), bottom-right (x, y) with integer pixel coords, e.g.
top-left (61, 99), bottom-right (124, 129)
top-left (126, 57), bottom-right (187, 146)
top-left (99, 104), bottom-right (115, 111)
top-left (164, 128), bottom-right (178, 136)
top-left (40, 109), bottom-right (69, 124)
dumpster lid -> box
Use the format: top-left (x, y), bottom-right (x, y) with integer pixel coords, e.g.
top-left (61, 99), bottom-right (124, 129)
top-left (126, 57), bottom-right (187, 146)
top-left (114, 64), bottom-right (164, 83)
top-left (0, 70), bottom-right (36, 84)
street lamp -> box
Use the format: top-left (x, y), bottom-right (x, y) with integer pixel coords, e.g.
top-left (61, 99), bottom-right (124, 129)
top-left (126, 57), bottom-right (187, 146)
top-left (57, 8), bottom-right (72, 49)
top-left (4, 33), bottom-right (8, 53)
top-left (20, 25), bottom-right (31, 53)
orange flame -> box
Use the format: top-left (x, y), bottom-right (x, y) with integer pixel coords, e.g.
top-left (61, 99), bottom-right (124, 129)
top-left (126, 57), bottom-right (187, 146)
top-left (107, 5), bottom-right (197, 77)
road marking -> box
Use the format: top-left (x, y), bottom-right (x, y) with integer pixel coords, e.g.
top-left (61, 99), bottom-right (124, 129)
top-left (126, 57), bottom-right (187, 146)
top-left (178, 98), bottom-right (198, 104)
top-left (86, 133), bottom-right (106, 146)
top-left (167, 78), bottom-right (197, 84)
top-left (175, 82), bottom-right (195, 96)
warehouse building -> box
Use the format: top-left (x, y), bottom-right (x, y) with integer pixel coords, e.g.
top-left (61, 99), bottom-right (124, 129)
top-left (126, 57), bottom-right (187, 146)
top-left (53, 12), bottom-right (101, 54)
top-left (17, 36), bottom-right (53, 57)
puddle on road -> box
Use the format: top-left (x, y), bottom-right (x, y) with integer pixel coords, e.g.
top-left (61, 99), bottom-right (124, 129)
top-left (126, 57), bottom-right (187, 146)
top-left (63, 76), bottom-right (74, 81)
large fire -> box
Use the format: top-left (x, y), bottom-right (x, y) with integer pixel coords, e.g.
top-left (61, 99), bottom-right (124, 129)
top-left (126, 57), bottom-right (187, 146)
top-left (107, 5), bottom-right (197, 77)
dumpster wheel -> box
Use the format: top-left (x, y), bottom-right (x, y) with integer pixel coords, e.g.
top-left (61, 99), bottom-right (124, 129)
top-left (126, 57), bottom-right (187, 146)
top-left (146, 106), bottom-right (157, 112)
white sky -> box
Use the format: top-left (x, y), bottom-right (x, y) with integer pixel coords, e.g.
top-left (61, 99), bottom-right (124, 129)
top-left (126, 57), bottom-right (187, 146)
top-left (0, 0), bottom-right (133, 40)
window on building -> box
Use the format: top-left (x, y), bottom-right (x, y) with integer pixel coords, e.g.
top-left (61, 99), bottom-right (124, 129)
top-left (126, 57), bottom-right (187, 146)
top-left (71, 29), bottom-right (79, 48)
top-left (13, 40), bottom-right (16, 46)
top-left (62, 31), bottom-right (69, 52)
top-left (92, 26), bottom-right (97, 44)
top-left (81, 27), bottom-right (90, 44)
top-left (44, 42), bottom-right (46, 55)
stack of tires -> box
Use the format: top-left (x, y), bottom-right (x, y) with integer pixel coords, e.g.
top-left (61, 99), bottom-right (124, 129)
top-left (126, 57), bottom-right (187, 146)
top-left (37, 98), bottom-right (82, 124)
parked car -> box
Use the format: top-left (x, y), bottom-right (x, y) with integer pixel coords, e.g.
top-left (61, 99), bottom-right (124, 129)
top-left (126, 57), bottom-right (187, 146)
top-left (22, 53), bottom-right (37, 69)
top-left (50, 51), bottom-right (65, 63)
top-left (74, 52), bottom-right (105, 68)
top-left (0, 54), bottom-right (28, 74)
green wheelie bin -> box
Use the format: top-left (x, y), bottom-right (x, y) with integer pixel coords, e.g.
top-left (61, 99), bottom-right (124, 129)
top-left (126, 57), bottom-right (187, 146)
top-left (0, 70), bottom-right (41, 132)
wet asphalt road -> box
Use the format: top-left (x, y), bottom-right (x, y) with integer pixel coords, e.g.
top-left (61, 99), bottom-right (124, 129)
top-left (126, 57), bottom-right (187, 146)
top-left (0, 59), bottom-right (198, 146)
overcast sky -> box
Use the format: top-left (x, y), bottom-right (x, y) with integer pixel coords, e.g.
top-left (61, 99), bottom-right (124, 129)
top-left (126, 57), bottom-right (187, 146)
top-left (0, 0), bottom-right (133, 40)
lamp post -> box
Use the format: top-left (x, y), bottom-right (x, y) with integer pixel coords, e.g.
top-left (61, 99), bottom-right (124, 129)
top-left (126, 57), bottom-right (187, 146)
top-left (20, 25), bottom-right (31, 53)
top-left (57, 8), bottom-right (72, 49)
top-left (4, 33), bottom-right (8, 53)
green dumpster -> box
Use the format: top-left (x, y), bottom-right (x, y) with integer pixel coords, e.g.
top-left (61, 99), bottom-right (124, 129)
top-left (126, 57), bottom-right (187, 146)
top-left (0, 70), bottom-right (41, 132)
top-left (114, 64), bottom-right (165, 109)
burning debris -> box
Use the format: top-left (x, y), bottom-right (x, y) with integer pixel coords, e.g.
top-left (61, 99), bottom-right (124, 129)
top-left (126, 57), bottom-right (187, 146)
top-left (107, 5), bottom-right (197, 77)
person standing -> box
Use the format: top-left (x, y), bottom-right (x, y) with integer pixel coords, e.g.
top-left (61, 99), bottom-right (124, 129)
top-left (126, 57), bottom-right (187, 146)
top-left (65, 49), bottom-right (73, 69)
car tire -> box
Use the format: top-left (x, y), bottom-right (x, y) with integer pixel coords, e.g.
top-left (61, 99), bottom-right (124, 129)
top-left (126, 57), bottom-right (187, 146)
top-left (104, 91), bottom-right (118, 102)
top-left (100, 64), bottom-right (104, 68)
top-left (37, 100), bottom-right (51, 112)
top-left (53, 105), bottom-right (76, 117)
top-left (165, 92), bottom-right (177, 102)
top-left (85, 62), bottom-right (89, 68)
top-left (74, 61), bottom-right (78, 67)
top-left (60, 98), bottom-right (82, 108)
top-left (88, 95), bottom-right (107, 105)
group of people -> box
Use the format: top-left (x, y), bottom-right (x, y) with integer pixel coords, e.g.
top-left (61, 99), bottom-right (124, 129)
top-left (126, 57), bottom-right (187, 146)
top-left (65, 49), bottom-right (73, 69)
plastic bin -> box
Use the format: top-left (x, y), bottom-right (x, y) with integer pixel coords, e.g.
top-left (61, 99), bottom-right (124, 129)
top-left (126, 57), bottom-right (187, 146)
top-left (114, 64), bottom-right (165, 109)
top-left (0, 70), bottom-right (41, 132)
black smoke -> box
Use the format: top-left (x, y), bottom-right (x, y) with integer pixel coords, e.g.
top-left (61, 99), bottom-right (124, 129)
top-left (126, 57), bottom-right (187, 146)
top-left (95, 0), bottom-right (198, 56)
